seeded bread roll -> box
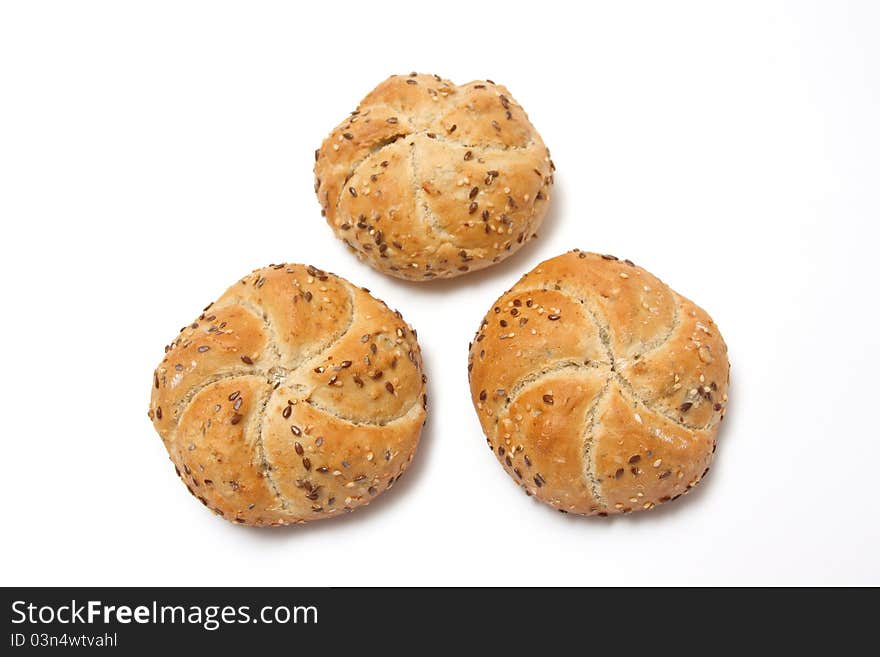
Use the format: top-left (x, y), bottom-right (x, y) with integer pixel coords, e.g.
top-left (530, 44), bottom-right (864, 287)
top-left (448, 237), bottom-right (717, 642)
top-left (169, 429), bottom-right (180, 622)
top-left (314, 72), bottom-right (555, 280)
top-left (149, 264), bottom-right (427, 526)
top-left (468, 251), bottom-right (730, 516)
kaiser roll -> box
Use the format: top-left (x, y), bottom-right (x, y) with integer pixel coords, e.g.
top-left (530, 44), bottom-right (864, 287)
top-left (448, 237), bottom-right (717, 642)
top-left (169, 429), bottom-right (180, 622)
top-left (467, 251), bottom-right (730, 516)
top-left (314, 72), bottom-right (555, 281)
top-left (149, 264), bottom-right (427, 526)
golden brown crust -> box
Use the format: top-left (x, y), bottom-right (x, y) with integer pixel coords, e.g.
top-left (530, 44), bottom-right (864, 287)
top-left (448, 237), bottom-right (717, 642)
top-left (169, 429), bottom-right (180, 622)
top-left (314, 73), bottom-right (555, 280)
top-left (468, 251), bottom-right (730, 516)
top-left (149, 264), bottom-right (427, 526)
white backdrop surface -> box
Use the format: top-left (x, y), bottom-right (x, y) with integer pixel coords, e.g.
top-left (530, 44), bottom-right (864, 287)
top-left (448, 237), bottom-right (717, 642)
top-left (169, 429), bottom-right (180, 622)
top-left (1, 1), bottom-right (878, 586)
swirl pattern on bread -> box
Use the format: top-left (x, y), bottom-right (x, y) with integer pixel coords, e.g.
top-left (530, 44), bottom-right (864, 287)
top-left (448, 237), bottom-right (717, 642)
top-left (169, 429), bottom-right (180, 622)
top-left (149, 264), bottom-right (427, 526)
top-left (468, 251), bottom-right (729, 515)
top-left (315, 73), bottom-right (554, 280)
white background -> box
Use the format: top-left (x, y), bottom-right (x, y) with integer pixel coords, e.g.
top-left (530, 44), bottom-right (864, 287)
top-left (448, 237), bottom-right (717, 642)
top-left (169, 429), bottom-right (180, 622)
top-left (1, 1), bottom-right (878, 586)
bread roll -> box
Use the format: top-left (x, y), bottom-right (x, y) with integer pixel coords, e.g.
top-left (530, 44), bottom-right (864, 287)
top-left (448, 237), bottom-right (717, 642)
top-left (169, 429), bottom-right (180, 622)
top-left (148, 264), bottom-right (427, 526)
top-left (467, 251), bottom-right (729, 515)
top-left (314, 73), bottom-right (554, 280)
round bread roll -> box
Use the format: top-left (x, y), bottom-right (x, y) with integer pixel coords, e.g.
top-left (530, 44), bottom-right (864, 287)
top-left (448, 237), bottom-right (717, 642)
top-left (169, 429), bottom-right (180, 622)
top-left (314, 72), bottom-right (555, 280)
top-left (467, 251), bottom-right (730, 516)
top-left (148, 264), bottom-right (427, 526)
